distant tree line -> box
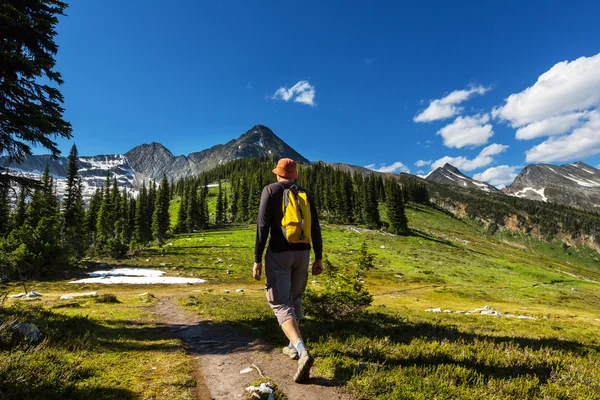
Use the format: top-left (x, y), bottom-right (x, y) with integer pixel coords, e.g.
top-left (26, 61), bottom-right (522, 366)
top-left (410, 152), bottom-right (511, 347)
top-left (0, 156), bottom-right (418, 278)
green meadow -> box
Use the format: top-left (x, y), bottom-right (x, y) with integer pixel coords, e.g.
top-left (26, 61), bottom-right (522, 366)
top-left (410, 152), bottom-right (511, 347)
top-left (2, 200), bottom-right (600, 399)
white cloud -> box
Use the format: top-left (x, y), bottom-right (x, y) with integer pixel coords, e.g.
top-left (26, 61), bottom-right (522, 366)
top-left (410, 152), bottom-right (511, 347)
top-left (493, 53), bottom-right (600, 163)
top-left (415, 159), bottom-right (432, 167)
top-left (493, 53), bottom-right (600, 127)
top-left (525, 111), bottom-right (600, 162)
top-left (515, 111), bottom-right (590, 140)
top-left (246, 81), bottom-right (253, 89)
top-left (366, 162), bottom-right (410, 174)
top-left (473, 165), bottom-right (522, 188)
top-left (272, 80), bottom-right (316, 106)
top-left (431, 143), bottom-right (508, 172)
top-left (365, 58), bottom-right (375, 65)
top-left (437, 114), bottom-right (494, 148)
top-left (414, 85), bottom-right (490, 123)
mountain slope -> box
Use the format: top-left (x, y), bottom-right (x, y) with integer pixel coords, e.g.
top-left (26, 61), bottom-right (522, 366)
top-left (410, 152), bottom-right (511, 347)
top-left (426, 163), bottom-right (500, 193)
top-left (504, 162), bottom-right (600, 211)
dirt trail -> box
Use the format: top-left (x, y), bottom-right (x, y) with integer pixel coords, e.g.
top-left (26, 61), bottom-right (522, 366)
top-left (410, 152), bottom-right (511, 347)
top-left (154, 297), bottom-right (353, 400)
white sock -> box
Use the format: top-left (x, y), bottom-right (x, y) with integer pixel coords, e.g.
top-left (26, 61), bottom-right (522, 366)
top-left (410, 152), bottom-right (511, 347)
top-left (288, 341), bottom-right (294, 349)
top-left (293, 338), bottom-right (306, 357)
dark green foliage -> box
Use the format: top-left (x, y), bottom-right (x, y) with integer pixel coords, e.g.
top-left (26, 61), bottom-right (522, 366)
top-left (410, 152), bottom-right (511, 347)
top-left (62, 144), bottom-right (85, 259)
top-left (12, 185), bottom-right (28, 229)
top-left (355, 239), bottom-right (376, 276)
top-left (0, 185), bottom-right (10, 236)
top-left (83, 189), bottom-right (102, 247)
top-left (215, 180), bottom-right (225, 226)
top-left (0, 0), bottom-right (72, 189)
top-left (304, 263), bottom-right (373, 320)
top-left (385, 179), bottom-right (409, 235)
top-left (1, 166), bottom-right (66, 276)
top-left (135, 182), bottom-right (152, 243)
top-left (152, 176), bottom-right (170, 245)
top-left (363, 175), bottom-right (382, 228)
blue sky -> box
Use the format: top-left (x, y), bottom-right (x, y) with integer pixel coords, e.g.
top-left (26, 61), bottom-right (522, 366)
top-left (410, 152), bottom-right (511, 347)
top-left (49, 0), bottom-right (600, 187)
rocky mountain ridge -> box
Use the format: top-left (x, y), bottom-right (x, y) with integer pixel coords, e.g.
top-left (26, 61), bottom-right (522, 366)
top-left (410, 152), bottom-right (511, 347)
top-left (503, 161), bottom-right (600, 212)
top-left (426, 163), bottom-right (500, 193)
top-left (0, 125), bottom-right (308, 201)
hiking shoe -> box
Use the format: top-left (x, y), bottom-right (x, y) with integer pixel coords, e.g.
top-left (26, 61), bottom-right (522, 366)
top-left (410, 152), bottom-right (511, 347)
top-left (293, 350), bottom-right (314, 383)
top-left (282, 345), bottom-right (299, 360)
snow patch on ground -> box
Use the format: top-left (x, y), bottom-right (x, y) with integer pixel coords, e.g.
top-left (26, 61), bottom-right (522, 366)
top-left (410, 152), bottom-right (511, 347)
top-left (514, 187), bottom-right (548, 202)
top-left (71, 268), bottom-right (206, 285)
top-left (472, 181), bottom-right (492, 192)
top-left (562, 174), bottom-right (600, 187)
top-left (441, 173), bottom-right (456, 182)
top-left (89, 268), bottom-right (164, 277)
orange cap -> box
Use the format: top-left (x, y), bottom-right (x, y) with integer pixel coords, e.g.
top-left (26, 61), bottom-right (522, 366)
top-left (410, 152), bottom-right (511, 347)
top-left (272, 158), bottom-right (297, 180)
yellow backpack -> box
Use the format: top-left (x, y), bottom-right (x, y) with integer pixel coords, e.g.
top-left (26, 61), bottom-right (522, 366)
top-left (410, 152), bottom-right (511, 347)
top-left (280, 185), bottom-right (312, 244)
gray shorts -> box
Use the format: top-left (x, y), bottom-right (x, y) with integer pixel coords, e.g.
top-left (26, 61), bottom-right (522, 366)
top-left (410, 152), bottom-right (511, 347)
top-left (264, 248), bottom-right (310, 325)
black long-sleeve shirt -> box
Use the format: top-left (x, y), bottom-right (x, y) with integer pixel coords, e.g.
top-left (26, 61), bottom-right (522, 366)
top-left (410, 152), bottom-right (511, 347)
top-left (254, 181), bottom-right (323, 263)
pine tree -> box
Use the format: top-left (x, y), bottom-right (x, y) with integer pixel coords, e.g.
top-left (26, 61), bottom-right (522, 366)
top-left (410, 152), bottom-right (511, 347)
top-left (96, 173), bottom-right (116, 253)
top-left (215, 180), bottom-right (225, 226)
top-left (135, 182), bottom-right (151, 243)
top-left (363, 175), bottom-right (381, 228)
top-left (238, 177), bottom-right (249, 222)
top-left (175, 185), bottom-right (188, 233)
top-left (84, 189), bottom-right (102, 246)
top-left (198, 182), bottom-right (209, 229)
top-left (0, 0), bottom-right (72, 189)
top-left (17, 165), bottom-right (65, 276)
top-left (152, 176), bottom-right (171, 245)
top-left (230, 183), bottom-right (238, 222)
top-left (0, 184), bottom-right (10, 236)
top-left (63, 144), bottom-right (85, 258)
top-left (187, 184), bottom-right (199, 231)
top-left (386, 180), bottom-right (409, 235)
top-left (12, 185), bottom-right (28, 229)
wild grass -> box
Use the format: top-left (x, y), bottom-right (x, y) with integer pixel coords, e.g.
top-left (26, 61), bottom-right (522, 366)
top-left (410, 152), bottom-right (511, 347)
top-left (0, 293), bottom-right (194, 399)
top-left (3, 202), bottom-right (600, 399)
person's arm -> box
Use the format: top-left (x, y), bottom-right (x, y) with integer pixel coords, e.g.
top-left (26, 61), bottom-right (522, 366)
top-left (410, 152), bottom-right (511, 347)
top-left (254, 186), bottom-right (273, 264)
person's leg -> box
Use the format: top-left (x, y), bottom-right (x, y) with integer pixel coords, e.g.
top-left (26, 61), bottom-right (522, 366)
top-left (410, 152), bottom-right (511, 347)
top-left (290, 250), bottom-right (310, 321)
top-left (289, 250), bottom-right (313, 382)
top-left (264, 248), bottom-right (297, 328)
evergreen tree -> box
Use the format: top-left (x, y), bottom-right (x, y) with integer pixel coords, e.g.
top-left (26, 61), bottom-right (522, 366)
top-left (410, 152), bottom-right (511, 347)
top-left (238, 177), bottom-right (250, 222)
top-left (230, 183), bottom-right (238, 222)
top-left (0, 184), bottom-right (10, 236)
top-left (84, 189), bottom-right (102, 246)
top-left (15, 165), bottom-right (65, 276)
top-left (135, 182), bottom-right (151, 243)
top-left (0, 0), bottom-right (72, 189)
top-left (198, 182), bottom-right (209, 229)
top-left (95, 173), bottom-right (116, 253)
top-left (215, 181), bottom-right (225, 226)
top-left (386, 180), bottom-right (409, 235)
top-left (62, 144), bottom-right (85, 258)
top-left (187, 184), bottom-right (199, 231)
top-left (152, 176), bottom-right (171, 245)
top-left (363, 175), bottom-right (381, 228)
top-left (12, 185), bottom-right (28, 229)
top-left (175, 186), bottom-right (189, 233)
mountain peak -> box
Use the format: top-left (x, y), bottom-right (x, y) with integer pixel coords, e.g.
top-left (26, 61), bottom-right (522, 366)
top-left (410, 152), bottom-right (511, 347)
top-left (427, 164), bottom-right (499, 193)
top-left (505, 161), bottom-right (600, 210)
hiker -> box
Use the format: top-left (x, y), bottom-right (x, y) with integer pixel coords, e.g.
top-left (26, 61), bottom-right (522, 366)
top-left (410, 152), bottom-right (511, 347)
top-left (253, 158), bottom-right (323, 383)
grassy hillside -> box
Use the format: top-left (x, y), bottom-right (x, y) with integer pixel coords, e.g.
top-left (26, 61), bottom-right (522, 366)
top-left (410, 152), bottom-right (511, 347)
top-left (3, 202), bottom-right (600, 399)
